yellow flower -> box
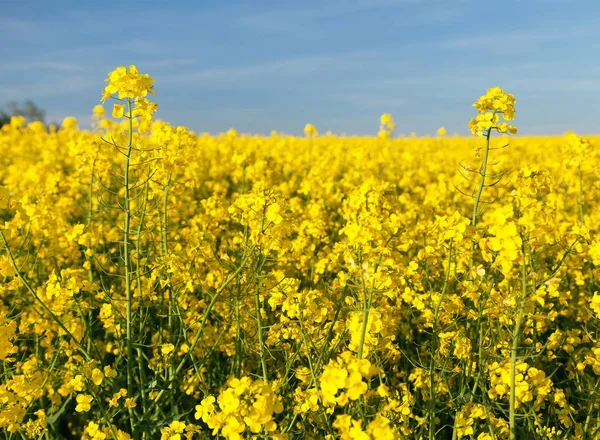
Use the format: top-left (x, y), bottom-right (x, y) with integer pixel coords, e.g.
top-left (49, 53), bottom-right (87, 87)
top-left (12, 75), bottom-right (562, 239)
top-left (304, 123), bottom-right (318, 137)
top-left (468, 87), bottom-right (517, 135)
top-left (0, 316), bottom-right (16, 361)
top-left (91, 368), bottom-right (104, 386)
top-left (380, 113), bottom-right (392, 125)
top-left (61, 116), bottom-right (78, 130)
top-left (92, 104), bottom-right (105, 119)
top-left (104, 366), bottom-right (118, 379)
top-left (103, 65), bottom-right (155, 101)
top-left (125, 398), bottom-right (137, 408)
top-left (75, 394), bottom-right (93, 412)
top-left (378, 128), bottom-right (390, 139)
top-left (112, 104), bottom-right (125, 119)
top-left (161, 343), bottom-right (175, 356)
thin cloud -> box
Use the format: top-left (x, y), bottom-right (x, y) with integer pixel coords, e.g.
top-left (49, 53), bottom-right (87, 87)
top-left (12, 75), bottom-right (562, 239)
top-left (442, 25), bottom-right (599, 50)
top-left (165, 51), bottom-right (380, 85)
top-left (0, 61), bottom-right (87, 73)
top-left (236, 0), bottom-right (451, 36)
top-left (331, 93), bottom-right (408, 110)
top-left (0, 76), bottom-right (96, 101)
top-left (143, 59), bottom-right (197, 69)
top-left (239, 0), bottom-right (423, 25)
top-left (0, 16), bottom-right (45, 41)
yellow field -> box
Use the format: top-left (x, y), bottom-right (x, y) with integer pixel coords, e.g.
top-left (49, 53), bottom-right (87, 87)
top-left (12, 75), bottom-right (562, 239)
top-left (0, 68), bottom-right (599, 439)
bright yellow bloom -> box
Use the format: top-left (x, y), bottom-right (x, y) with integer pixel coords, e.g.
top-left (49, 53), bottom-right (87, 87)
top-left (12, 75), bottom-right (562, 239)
top-left (92, 104), bottom-right (105, 119)
top-left (91, 368), bottom-right (104, 386)
top-left (161, 343), bottom-right (175, 356)
top-left (468, 87), bottom-right (517, 136)
top-left (125, 398), bottom-right (137, 408)
top-left (103, 65), bottom-right (155, 101)
top-left (112, 104), bottom-right (125, 118)
top-left (304, 123), bottom-right (318, 137)
top-left (75, 394), bottom-right (93, 412)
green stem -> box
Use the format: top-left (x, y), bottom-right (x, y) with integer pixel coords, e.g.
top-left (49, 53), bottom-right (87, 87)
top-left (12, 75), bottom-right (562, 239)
top-left (135, 168), bottom-right (151, 415)
top-left (583, 378), bottom-right (600, 438)
top-left (123, 98), bottom-right (136, 436)
top-left (139, 251), bottom-right (252, 419)
top-left (357, 251), bottom-right (384, 359)
top-left (162, 174), bottom-right (177, 409)
top-left (578, 164), bottom-right (584, 223)
top-left (356, 247), bottom-right (370, 359)
top-left (86, 152), bottom-right (98, 285)
top-left (0, 230), bottom-right (91, 360)
top-left (510, 236), bottom-right (528, 440)
top-left (433, 242), bottom-right (453, 440)
top-left (298, 317), bottom-right (334, 436)
top-left (162, 175), bottom-right (171, 256)
top-left (254, 268), bottom-right (268, 381)
top-left (469, 126), bottom-right (493, 275)
top-left (88, 388), bottom-right (119, 440)
top-left (234, 275), bottom-right (242, 378)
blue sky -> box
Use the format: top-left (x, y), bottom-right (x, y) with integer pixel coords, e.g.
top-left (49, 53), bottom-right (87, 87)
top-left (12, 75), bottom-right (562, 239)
top-left (2, 0), bottom-right (599, 135)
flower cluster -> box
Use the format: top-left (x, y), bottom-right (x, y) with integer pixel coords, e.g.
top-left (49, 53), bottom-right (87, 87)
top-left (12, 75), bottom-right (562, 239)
top-left (102, 65), bottom-right (155, 100)
top-left (333, 414), bottom-right (399, 440)
top-left (195, 377), bottom-right (284, 439)
top-left (101, 65), bottom-right (158, 132)
top-left (487, 361), bottom-right (553, 409)
top-left (320, 351), bottom-right (379, 407)
top-left (304, 123), bottom-right (318, 137)
top-left (379, 113), bottom-right (396, 138)
top-left (468, 87), bottom-right (517, 136)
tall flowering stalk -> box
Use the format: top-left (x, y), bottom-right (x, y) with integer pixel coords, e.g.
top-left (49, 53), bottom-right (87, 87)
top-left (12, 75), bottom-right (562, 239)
top-left (101, 65), bottom-right (157, 437)
top-left (466, 87), bottom-right (517, 275)
top-left (562, 132), bottom-right (593, 223)
top-left (378, 113), bottom-right (396, 139)
top-left (462, 87), bottom-right (518, 439)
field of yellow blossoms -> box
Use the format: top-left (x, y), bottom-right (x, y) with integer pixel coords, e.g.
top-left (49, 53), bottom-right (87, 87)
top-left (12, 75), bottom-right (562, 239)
top-left (1, 66), bottom-right (600, 440)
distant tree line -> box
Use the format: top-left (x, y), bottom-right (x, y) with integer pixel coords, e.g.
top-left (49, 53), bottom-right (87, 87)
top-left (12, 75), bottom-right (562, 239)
top-left (0, 100), bottom-right (47, 127)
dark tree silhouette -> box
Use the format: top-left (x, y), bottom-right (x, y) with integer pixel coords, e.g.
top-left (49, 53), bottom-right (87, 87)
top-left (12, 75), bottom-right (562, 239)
top-left (0, 100), bottom-right (46, 127)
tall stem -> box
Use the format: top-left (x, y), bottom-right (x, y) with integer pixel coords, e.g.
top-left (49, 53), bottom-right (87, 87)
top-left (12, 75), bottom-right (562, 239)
top-left (472, 128), bottom-right (492, 227)
top-left (356, 249), bottom-right (382, 360)
top-left (86, 152), bottom-right (98, 285)
top-left (432, 242), bottom-right (453, 440)
top-left (135, 168), bottom-right (151, 416)
top-left (510, 236), bottom-right (528, 440)
top-left (254, 280), bottom-right (268, 381)
top-left (357, 249), bottom-right (384, 361)
top-left (161, 174), bottom-right (176, 407)
top-left (577, 164), bottom-right (584, 223)
top-left (469, 127), bottom-right (493, 275)
top-left (162, 175), bottom-right (171, 256)
top-left (123, 98), bottom-right (136, 436)
top-left (253, 201), bottom-right (269, 381)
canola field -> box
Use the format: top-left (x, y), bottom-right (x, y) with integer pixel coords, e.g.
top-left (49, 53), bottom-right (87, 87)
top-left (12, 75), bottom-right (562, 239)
top-left (1, 66), bottom-right (600, 440)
